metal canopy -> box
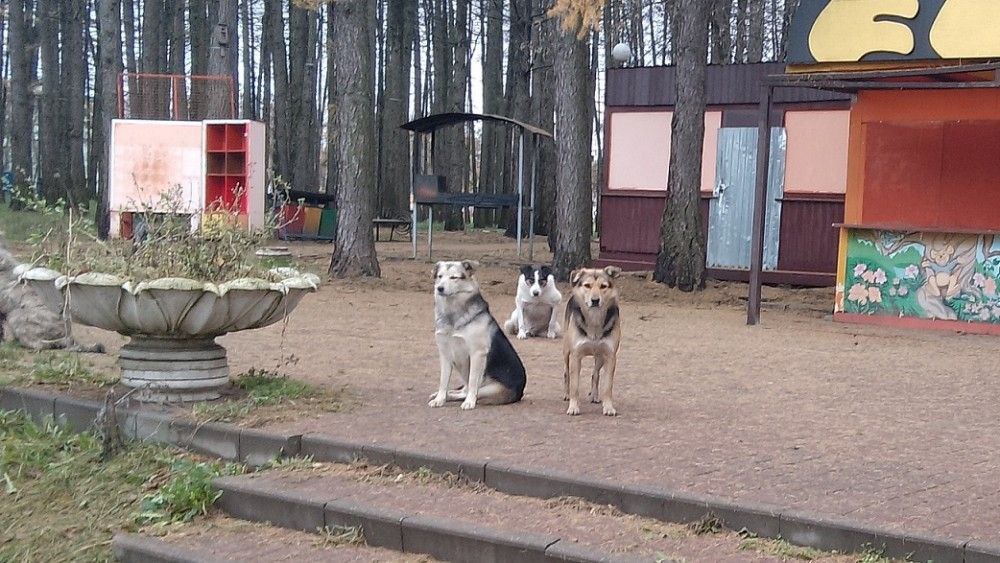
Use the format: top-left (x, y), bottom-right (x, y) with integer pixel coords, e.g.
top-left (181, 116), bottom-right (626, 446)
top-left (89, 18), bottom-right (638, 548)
top-left (401, 112), bottom-right (550, 262)
top-left (746, 62), bottom-right (1000, 326)
top-left (400, 112), bottom-right (553, 138)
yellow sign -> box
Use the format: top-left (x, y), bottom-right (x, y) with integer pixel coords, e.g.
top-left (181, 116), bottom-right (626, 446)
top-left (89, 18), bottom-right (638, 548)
top-left (788, 0), bottom-right (1000, 64)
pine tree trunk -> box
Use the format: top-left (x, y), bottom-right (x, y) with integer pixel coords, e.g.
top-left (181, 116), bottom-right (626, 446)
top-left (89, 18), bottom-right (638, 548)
top-left (380, 0), bottom-right (413, 219)
top-left (206, 0), bottom-right (236, 119)
top-left (710, 0), bottom-right (733, 63)
top-left (167, 0), bottom-right (187, 117)
top-left (38, 0), bottom-right (63, 201)
top-left (139, 0), bottom-right (166, 118)
top-left (781, 0), bottom-right (799, 58)
top-left (9, 0), bottom-right (33, 190)
top-left (501, 0), bottom-right (532, 236)
top-left (443, 0), bottom-right (470, 231)
top-left (286, 4), bottom-right (318, 191)
top-left (0, 7), bottom-right (7, 179)
top-left (241, 1), bottom-right (254, 119)
top-left (329, 0), bottom-right (380, 278)
top-left (653, 0), bottom-right (708, 291)
top-left (96, 0), bottom-right (122, 238)
top-left (63, 0), bottom-right (87, 205)
top-left (747, 0), bottom-right (765, 63)
top-left (552, 27), bottom-right (593, 282)
top-left (734, 0), bottom-right (748, 62)
top-left (122, 0), bottom-right (137, 111)
top-left (476, 0), bottom-right (502, 227)
top-left (268, 0), bottom-right (291, 184)
top-left (532, 9), bottom-right (557, 250)
top-left (324, 1), bottom-right (339, 198)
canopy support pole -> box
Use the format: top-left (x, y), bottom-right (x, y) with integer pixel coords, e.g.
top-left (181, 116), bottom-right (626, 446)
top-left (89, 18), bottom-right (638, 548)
top-left (516, 131), bottom-right (524, 258)
top-left (747, 84), bottom-right (774, 326)
top-left (411, 133), bottom-right (419, 259)
top-left (529, 134), bottom-right (538, 261)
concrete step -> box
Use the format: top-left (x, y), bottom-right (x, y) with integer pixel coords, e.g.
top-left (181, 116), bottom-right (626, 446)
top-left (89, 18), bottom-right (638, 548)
top-left (113, 515), bottom-right (435, 562)
top-left (212, 461), bottom-right (854, 563)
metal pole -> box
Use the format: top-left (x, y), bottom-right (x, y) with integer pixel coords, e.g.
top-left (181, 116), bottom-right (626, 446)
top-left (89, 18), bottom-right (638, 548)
top-left (516, 131), bottom-right (524, 258)
top-left (428, 206), bottom-right (434, 260)
top-left (529, 135), bottom-right (538, 261)
top-left (429, 131), bottom-right (436, 261)
top-left (747, 85), bottom-right (774, 326)
top-left (411, 133), bottom-right (419, 259)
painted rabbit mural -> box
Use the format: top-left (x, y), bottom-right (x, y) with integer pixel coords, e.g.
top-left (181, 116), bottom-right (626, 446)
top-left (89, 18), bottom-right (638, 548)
top-left (841, 230), bottom-right (1000, 324)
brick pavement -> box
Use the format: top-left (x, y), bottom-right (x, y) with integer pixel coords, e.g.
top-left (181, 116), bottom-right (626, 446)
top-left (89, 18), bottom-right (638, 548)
top-left (69, 253), bottom-right (994, 544)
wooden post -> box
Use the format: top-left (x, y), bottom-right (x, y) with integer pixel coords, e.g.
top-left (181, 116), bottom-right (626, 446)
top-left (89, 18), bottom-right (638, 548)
top-left (747, 84), bottom-right (773, 326)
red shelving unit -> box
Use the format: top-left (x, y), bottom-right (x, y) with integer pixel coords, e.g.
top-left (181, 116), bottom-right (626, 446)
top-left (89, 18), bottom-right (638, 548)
top-left (204, 123), bottom-right (249, 215)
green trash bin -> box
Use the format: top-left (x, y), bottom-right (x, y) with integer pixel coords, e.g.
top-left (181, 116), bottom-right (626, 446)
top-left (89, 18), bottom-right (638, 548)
top-left (319, 208), bottom-right (338, 240)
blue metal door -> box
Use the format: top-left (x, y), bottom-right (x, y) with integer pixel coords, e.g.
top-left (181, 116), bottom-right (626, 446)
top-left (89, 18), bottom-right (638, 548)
top-left (706, 127), bottom-right (786, 271)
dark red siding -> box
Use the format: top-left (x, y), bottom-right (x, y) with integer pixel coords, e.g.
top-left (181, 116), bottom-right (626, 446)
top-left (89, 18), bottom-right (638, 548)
top-left (776, 194), bottom-right (844, 274)
top-left (597, 191), bottom-right (841, 286)
top-left (606, 63), bottom-right (851, 108)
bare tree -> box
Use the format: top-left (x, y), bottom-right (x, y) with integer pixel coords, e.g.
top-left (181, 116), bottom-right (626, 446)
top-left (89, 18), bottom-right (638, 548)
top-left (747, 0), bottom-right (765, 62)
top-left (329, 0), bottom-right (380, 278)
top-left (38, 0), bottom-right (63, 201)
top-left (0, 5), bottom-right (7, 178)
top-left (653, 0), bottom-right (709, 291)
top-left (63, 0), bottom-right (88, 204)
top-left (96, 0), bottom-right (122, 238)
top-left (551, 25), bottom-right (593, 281)
top-left (206, 0), bottom-right (237, 119)
top-left (379, 0), bottom-right (415, 219)
top-left (268, 0), bottom-right (291, 183)
top-left (8, 0), bottom-right (34, 191)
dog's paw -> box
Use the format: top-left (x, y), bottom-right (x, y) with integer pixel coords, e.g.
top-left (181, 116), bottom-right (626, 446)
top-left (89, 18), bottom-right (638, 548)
top-left (428, 395), bottom-right (446, 408)
top-left (516, 332), bottom-right (529, 340)
top-left (562, 394), bottom-right (570, 402)
top-left (460, 399), bottom-right (477, 410)
top-left (602, 403), bottom-right (617, 417)
top-left (546, 330), bottom-right (558, 339)
top-left (589, 394), bottom-right (601, 404)
top-left (566, 404), bottom-right (581, 416)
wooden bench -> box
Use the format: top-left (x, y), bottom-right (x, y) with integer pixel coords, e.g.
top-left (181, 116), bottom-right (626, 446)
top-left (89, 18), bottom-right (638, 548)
top-left (373, 218), bottom-right (412, 242)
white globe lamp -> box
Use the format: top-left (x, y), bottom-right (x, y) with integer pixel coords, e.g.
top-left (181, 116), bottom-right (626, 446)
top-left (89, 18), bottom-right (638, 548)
top-left (611, 43), bottom-right (632, 65)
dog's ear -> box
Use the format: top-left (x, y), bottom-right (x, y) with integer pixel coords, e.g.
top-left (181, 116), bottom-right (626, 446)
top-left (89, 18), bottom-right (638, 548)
top-left (604, 266), bottom-right (622, 279)
top-left (539, 266), bottom-right (553, 280)
top-left (570, 269), bottom-right (584, 286)
top-left (433, 262), bottom-right (443, 277)
top-left (519, 264), bottom-right (535, 280)
top-left (461, 260), bottom-right (480, 273)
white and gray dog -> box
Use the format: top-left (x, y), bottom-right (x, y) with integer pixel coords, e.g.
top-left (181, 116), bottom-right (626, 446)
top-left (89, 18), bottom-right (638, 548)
top-left (504, 264), bottom-right (562, 340)
top-left (0, 241), bottom-right (103, 352)
top-left (429, 260), bottom-right (526, 409)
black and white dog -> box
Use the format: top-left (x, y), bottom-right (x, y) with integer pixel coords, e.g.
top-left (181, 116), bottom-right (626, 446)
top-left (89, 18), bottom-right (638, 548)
top-left (504, 265), bottom-right (562, 340)
top-left (429, 260), bottom-right (527, 409)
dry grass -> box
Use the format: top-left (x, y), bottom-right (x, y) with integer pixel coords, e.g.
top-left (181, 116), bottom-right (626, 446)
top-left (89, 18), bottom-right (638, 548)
top-left (0, 410), bottom-right (244, 562)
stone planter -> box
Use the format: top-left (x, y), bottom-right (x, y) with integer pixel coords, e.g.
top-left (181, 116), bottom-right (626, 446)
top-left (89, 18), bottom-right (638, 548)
top-left (18, 267), bottom-right (320, 402)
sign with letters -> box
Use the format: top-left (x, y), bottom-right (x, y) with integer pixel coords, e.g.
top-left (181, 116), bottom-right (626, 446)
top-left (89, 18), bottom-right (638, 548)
top-left (787, 0), bottom-right (1000, 64)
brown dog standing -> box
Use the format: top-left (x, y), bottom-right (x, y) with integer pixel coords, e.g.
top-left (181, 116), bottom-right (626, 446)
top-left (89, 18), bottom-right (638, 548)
top-left (563, 266), bottom-right (622, 416)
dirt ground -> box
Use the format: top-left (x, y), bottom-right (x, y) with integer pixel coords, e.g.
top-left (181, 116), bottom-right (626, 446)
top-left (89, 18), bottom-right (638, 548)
top-left (67, 230), bottom-right (1000, 543)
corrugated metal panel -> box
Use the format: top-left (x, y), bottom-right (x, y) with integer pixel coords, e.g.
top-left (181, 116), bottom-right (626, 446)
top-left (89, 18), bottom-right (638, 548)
top-left (777, 197), bottom-right (844, 273)
top-left (606, 63), bottom-right (851, 107)
top-left (706, 127), bottom-right (786, 271)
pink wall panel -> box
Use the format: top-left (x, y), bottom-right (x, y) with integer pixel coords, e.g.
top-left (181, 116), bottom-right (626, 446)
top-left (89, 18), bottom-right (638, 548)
top-left (607, 110), bottom-right (722, 193)
top-left (784, 110), bottom-right (849, 194)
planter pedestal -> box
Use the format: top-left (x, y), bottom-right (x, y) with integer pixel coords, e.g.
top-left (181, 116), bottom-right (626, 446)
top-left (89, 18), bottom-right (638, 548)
top-left (119, 336), bottom-right (229, 402)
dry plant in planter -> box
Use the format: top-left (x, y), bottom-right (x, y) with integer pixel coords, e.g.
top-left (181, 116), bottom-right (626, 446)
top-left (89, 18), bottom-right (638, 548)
top-left (18, 186), bottom-right (318, 402)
